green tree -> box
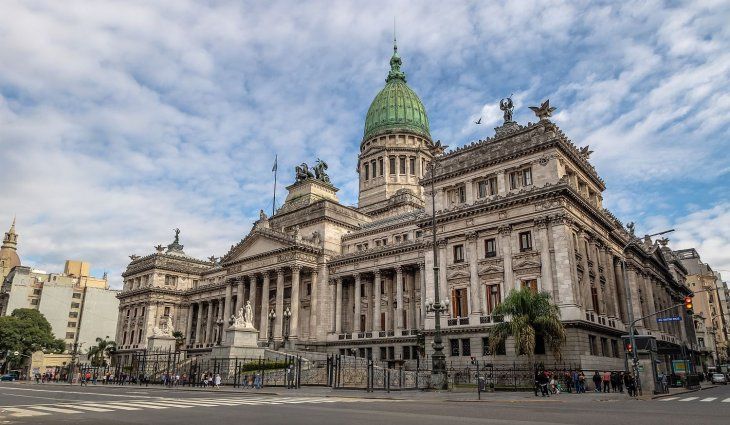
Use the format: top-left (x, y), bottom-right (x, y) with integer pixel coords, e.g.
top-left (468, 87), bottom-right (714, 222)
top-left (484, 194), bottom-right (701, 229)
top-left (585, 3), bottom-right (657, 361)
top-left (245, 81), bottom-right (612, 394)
top-left (488, 288), bottom-right (566, 361)
top-left (86, 336), bottom-right (117, 367)
top-left (171, 330), bottom-right (185, 352)
top-left (0, 309), bottom-right (65, 371)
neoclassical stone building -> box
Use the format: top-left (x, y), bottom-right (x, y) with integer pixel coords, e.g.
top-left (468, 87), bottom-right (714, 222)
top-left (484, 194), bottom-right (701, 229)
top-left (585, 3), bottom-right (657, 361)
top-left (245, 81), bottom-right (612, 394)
top-left (115, 42), bottom-right (696, 371)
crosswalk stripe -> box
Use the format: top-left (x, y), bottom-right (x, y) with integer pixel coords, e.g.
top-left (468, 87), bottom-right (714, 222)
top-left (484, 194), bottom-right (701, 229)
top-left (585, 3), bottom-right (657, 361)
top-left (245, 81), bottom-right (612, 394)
top-left (700, 397), bottom-right (717, 402)
top-left (115, 402), bottom-right (168, 409)
top-left (659, 397), bottom-right (678, 401)
top-left (1, 407), bottom-right (51, 417)
top-left (27, 405), bottom-right (83, 414)
top-left (127, 401), bottom-right (194, 408)
top-left (82, 402), bottom-right (141, 410)
top-left (679, 397), bottom-right (698, 402)
top-left (68, 405), bottom-right (114, 412)
top-left (722, 398), bottom-right (730, 403)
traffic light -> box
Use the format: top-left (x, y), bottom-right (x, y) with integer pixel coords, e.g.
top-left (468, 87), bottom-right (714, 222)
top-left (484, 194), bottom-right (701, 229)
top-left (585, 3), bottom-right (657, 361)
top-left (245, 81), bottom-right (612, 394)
top-left (625, 343), bottom-right (633, 354)
top-left (684, 296), bottom-right (694, 315)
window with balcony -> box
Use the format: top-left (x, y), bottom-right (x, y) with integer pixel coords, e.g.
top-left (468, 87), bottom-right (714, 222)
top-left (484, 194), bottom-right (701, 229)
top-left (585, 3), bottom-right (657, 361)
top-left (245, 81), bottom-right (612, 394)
top-left (485, 238), bottom-right (497, 257)
top-left (486, 284), bottom-right (501, 314)
top-left (451, 288), bottom-right (469, 318)
top-left (519, 231), bottom-right (533, 251)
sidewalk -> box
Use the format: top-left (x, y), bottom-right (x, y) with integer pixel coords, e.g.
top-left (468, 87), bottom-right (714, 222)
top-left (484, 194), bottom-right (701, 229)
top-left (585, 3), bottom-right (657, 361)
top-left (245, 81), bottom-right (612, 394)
top-left (650, 382), bottom-right (717, 400)
top-left (7, 381), bottom-right (635, 402)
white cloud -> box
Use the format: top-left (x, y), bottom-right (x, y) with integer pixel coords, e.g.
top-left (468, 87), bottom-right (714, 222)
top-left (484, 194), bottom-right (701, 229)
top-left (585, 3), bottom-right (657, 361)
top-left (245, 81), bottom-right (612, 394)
top-left (0, 0), bottom-right (728, 288)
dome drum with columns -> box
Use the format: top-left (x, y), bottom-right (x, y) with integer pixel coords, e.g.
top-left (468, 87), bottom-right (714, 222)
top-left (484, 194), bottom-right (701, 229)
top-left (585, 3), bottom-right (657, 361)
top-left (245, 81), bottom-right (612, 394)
top-left (113, 39), bottom-right (697, 383)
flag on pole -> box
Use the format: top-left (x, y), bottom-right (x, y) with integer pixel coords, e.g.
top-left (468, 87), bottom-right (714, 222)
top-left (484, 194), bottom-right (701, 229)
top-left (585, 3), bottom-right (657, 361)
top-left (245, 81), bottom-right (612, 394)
top-left (272, 155), bottom-right (278, 172)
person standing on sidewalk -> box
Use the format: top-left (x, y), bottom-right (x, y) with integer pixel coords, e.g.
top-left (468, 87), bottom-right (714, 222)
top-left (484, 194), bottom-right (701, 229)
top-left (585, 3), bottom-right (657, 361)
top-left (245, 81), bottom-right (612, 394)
top-left (592, 371), bottom-right (602, 392)
top-left (602, 371), bottom-right (611, 392)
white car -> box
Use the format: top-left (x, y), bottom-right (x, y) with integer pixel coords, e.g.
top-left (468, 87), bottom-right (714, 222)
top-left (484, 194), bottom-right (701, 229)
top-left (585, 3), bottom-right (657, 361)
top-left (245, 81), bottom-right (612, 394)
top-left (711, 373), bottom-right (727, 385)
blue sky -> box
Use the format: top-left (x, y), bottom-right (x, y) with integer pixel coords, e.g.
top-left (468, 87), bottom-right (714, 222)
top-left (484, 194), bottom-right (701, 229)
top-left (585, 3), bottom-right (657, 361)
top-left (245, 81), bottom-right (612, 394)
top-left (1, 0), bottom-right (728, 288)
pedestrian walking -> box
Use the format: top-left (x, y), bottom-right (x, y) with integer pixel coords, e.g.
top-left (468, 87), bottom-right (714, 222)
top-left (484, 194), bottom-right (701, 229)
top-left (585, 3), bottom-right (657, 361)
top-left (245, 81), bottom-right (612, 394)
top-left (624, 372), bottom-right (635, 397)
top-left (610, 371), bottom-right (619, 392)
top-left (602, 371), bottom-right (611, 392)
top-left (254, 372), bottom-right (262, 389)
top-left (214, 373), bottom-right (221, 389)
top-left (578, 371), bottom-right (586, 393)
top-left (592, 371), bottom-right (602, 393)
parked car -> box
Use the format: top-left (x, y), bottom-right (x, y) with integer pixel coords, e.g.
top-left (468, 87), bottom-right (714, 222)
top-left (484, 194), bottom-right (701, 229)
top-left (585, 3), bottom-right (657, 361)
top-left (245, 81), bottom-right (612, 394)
top-left (0, 374), bottom-right (17, 381)
top-left (711, 373), bottom-right (727, 385)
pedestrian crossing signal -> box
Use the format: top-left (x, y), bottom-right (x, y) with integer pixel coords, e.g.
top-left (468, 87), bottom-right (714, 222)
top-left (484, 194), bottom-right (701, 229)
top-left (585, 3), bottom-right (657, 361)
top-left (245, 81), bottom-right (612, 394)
top-left (684, 296), bottom-right (693, 315)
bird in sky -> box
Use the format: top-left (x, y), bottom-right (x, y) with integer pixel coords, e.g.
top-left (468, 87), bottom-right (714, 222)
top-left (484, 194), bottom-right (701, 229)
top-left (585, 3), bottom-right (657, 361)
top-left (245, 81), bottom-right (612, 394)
top-left (475, 117), bottom-right (482, 125)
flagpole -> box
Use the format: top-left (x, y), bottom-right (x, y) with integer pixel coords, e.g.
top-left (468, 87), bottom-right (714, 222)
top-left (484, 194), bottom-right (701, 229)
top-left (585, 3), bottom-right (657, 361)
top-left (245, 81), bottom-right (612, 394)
top-left (272, 154), bottom-right (278, 216)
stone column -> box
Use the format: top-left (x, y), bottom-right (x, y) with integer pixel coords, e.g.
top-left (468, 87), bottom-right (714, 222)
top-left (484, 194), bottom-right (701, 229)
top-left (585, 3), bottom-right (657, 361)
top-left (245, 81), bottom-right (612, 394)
top-left (409, 269), bottom-right (417, 330)
top-left (419, 263), bottom-right (426, 328)
top-left (577, 232), bottom-right (592, 311)
top-left (613, 257), bottom-right (628, 322)
top-left (626, 266), bottom-right (645, 330)
top-left (224, 281), bottom-right (233, 324)
top-left (373, 271), bottom-right (381, 332)
top-left (186, 303), bottom-right (194, 346)
top-left (248, 275), bottom-right (258, 327)
top-left (205, 300), bottom-right (214, 345)
top-left (235, 277), bottom-right (245, 312)
top-left (354, 273), bottom-right (362, 333)
top-left (499, 226), bottom-right (513, 293)
top-left (194, 301), bottom-right (203, 345)
top-left (590, 240), bottom-right (606, 315)
top-left (438, 240), bottom-right (449, 314)
top-left (536, 218), bottom-right (554, 297)
top-left (335, 277), bottom-right (343, 334)
top-left (290, 265), bottom-right (301, 340)
top-left (275, 268), bottom-right (285, 341)
top-left (466, 232), bottom-right (482, 317)
top-left (309, 268), bottom-right (319, 341)
top-left (260, 273), bottom-right (270, 340)
top-left (395, 266), bottom-right (404, 331)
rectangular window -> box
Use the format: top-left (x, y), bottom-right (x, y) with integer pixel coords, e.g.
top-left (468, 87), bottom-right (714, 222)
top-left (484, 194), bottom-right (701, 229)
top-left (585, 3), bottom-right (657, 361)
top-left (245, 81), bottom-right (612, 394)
top-left (589, 335), bottom-right (598, 356)
top-left (453, 244), bottom-right (464, 263)
top-left (31, 298), bottom-right (39, 305)
top-left (519, 231), bottom-right (532, 251)
top-left (458, 186), bottom-right (466, 203)
top-left (485, 238), bottom-right (497, 257)
top-left (123, 332), bottom-right (127, 345)
top-left (363, 163), bottom-right (369, 180)
top-left (509, 171), bottom-right (520, 189)
top-left (67, 321), bottom-right (76, 328)
top-left (591, 287), bottom-right (600, 314)
top-left (33, 288), bottom-right (41, 295)
top-left (477, 180), bottom-right (488, 198)
top-left (451, 288), bottom-right (469, 317)
top-left (380, 347), bottom-right (387, 360)
top-left (482, 336), bottom-right (506, 355)
top-left (486, 284), bottom-right (501, 314)
top-left (611, 340), bottom-right (619, 358)
top-left (133, 308), bottom-right (137, 317)
top-left (403, 346), bottom-right (411, 360)
top-left (138, 331), bottom-right (143, 343)
top-left (461, 339), bottom-right (471, 356)
top-left (534, 334), bottom-right (545, 354)
top-left (69, 312), bottom-right (79, 318)
top-left (409, 157), bottom-right (416, 175)
top-left (450, 339), bottom-right (460, 356)
top-left (66, 332), bottom-right (75, 339)
top-left (399, 157), bottom-right (406, 174)
top-left (389, 157), bottom-right (396, 174)
top-left (164, 306), bottom-right (171, 316)
top-left (521, 279), bottom-right (538, 293)
top-left (488, 176), bottom-right (498, 195)
top-left (71, 302), bottom-right (80, 309)
top-left (371, 160), bottom-right (377, 178)
top-left (72, 292), bottom-right (81, 299)
top-left (600, 338), bottom-right (609, 357)
top-left (522, 168), bottom-right (532, 186)
top-left (379, 157), bottom-right (384, 176)
top-left (306, 283), bottom-right (311, 296)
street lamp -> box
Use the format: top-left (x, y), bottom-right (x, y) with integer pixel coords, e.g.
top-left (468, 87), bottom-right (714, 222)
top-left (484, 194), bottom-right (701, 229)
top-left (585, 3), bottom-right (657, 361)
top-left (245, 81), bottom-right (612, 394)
top-left (268, 309), bottom-right (276, 347)
top-left (620, 227), bottom-right (674, 395)
top-left (283, 306), bottom-right (292, 344)
top-left (427, 161), bottom-right (448, 389)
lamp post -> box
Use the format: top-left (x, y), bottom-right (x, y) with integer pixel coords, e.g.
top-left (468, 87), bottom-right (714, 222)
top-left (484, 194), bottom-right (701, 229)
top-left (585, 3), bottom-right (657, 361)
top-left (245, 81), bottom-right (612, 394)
top-left (620, 228), bottom-right (674, 395)
top-left (268, 309), bottom-right (276, 347)
top-left (427, 161), bottom-right (448, 389)
top-left (283, 306), bottom-right (292, 346)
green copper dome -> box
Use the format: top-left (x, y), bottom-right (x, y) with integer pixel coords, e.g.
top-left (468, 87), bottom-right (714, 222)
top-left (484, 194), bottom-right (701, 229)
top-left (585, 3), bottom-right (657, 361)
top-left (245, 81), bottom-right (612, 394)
top-left (363, 42), bottom-right (430, 143)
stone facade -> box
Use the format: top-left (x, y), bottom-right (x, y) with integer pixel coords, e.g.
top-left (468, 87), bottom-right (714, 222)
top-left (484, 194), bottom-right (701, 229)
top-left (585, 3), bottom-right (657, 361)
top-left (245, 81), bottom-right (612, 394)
top-left (114, 45), bottom-right (697, 373)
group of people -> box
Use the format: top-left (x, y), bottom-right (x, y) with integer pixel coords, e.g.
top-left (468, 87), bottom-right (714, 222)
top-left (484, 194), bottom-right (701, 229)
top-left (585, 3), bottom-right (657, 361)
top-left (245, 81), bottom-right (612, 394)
top-left (534, 370), bottom-right (638, 397)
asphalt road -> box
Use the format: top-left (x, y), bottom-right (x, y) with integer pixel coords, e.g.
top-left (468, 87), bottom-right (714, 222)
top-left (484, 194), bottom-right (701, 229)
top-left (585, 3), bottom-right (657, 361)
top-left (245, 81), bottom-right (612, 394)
top-left (0, 382), bottom-right (728, 425)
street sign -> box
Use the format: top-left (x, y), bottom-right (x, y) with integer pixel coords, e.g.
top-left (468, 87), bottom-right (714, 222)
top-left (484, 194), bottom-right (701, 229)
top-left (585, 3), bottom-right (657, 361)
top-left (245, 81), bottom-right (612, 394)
top-left (656, 316), bottom-right (682, 322)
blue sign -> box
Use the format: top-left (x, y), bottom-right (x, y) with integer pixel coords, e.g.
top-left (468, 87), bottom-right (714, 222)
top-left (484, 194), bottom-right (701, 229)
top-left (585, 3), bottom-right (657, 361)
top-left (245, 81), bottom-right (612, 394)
top-left (657, 316), bottom-right (682, 322)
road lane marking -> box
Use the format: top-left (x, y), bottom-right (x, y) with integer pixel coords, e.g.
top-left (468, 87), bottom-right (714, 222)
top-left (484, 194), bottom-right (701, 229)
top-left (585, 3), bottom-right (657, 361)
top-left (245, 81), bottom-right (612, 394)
top-left (659, 397), bottom-right (678, 401)
top-left (82, 402), bottom-right (141, 410)
top-left (1, 407), bottom-right (51, 417)
top-left (700, 397), bottom-right (717, 402)
top-left (27, 405), bottom-right (83, 414)
top-left (722, 398), bottom-right (730, 403)
top-left (69, 404), bottom-right (114, 412)
top-left (679, 397), bottom-right (698, 401)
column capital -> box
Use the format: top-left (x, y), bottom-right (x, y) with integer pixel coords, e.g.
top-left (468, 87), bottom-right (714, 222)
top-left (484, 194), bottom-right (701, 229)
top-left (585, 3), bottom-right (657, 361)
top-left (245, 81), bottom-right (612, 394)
top-left (534, 216), bottom-right (550, 230)
top-left (465, 231), bottom-right (478, 241)
top-left (436, 238), bottom-right (448, 248)
top-left (372, 269), bottom-right (381, 277)
top-left (290, 264), bottom-right (302, 272)
top-left (498, 225), bottom-right (512, 236)
top-left (419, 262), bottom-right (425, 271)
top-left (276, 268), bottom-right (286, 278)
top-left (394, 265), bottom-right (403, 274)
top-left (353, 272), bottom-right (361, 282)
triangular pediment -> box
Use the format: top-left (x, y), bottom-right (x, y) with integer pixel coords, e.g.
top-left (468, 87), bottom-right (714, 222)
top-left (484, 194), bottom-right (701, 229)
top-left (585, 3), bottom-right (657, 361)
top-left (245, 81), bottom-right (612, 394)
top-left (222, 229), bottom-right (297, 263)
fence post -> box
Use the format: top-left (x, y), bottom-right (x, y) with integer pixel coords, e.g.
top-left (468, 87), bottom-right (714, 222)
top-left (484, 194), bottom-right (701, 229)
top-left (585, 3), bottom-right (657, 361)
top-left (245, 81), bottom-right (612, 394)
top-left (234, 358), bottom-right (239, 388)
top-left (297, 356), bottom-right (302, 389)
top-left (476, 361), bottom-right (481, 400)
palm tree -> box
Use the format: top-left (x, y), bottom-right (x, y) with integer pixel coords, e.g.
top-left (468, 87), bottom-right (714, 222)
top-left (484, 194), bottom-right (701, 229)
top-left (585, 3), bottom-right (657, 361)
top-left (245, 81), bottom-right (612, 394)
top-left (87, 336), bottom-right (117, 367)
top-left (488, 288), bottom-right (566, 362)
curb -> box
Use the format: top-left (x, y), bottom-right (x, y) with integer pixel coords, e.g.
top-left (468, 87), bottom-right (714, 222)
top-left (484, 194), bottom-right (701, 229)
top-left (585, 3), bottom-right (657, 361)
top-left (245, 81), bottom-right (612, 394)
top-left (650, 385), bottom-right (717, 399)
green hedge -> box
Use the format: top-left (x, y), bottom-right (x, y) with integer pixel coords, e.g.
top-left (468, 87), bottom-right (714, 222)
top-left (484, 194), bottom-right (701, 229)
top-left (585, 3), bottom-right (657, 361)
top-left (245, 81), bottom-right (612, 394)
top-left (238, 360), bottom-right (290, 373)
